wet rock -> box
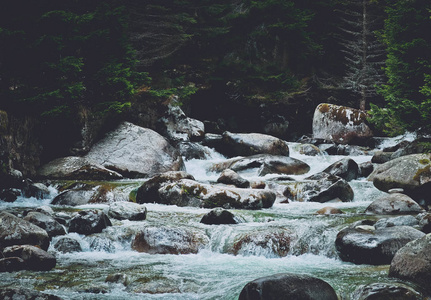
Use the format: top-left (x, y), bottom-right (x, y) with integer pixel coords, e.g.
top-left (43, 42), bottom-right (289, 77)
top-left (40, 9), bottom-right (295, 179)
top-left (372, 151), bottom-right (394, 164)
top-left (218, 131), bottom-right (290, 157)
top-left (323, 158), bottom-right (359, 181)
top-left (359, 161), bottom-right (374, 178)
top-left (417, 213), bottom-right (431, 233)
top-left (178, 142), bottom-right (210, 160)
top-left (135, 171), bottom-right (195, 204)
top-left (33, 205), bottom-right (55, 216)
top-left (351, 283), bottom-right (424, 300)
top-left (200, 208), bottom-right (240, 225)
top-left (231, 229), bottom-right (295, 258)
top-left (0, 257), bottom-right (24, 272)
top-left (374, 215), bottom-right (419, 229)
top-left (217, 169), bottom-right (250, 188)
top-left (391, 137), bottom-right (431, 159)
top-left (108, 202), bottom-right (147, 221)
top-left (0, 211), bottom-right (49, 250)
top-left (3, 245), bottom-right (56, 271)
top-left (294, 143), bottom-right (322, 156)
top-left (54, 237), bottom-right (82, 253)
top-left (369, 153), bottom-right (431, 205)
top-left (0, 188), bottom-right (21, 202)
top-left (23, 211), bottom-right (66, 237)
top-left (389, 234), bottom-right (431, 295)
top-left (284, 173), bottom-right (354, 203)
top-left (201, 133), bottom-right (223, 149)
top-left (89, 237), bottom-right (116, 253)
top-left (21, 179), bottom-right (51, 199)
top-left (86, 122), bottom-right (185, 178)
top-left (132, 226), bottom-right (209, 255)
top-left (312, 103), bottom-right (373, 144)
top-left (37, 156), bottom-right (123, 180)
top-left (0, 287), bottom-right (63, 300)
top-left (106, 273), bottom-right (129, 286)
top-left (335, 221), bottom-right (425, 265)
top-left (157, 104), bottom-right (205, 143)
top-left (158, 179), bottom-right (276, 209)
top-left (68, 210), bottom-right (112, 235)
top-left (51, 189), bottom-right (95, 206)
top-left (316, 207), bottom-right (344, 215)
top-left (365, 193), bottom-right (424, 215)
top-left (323, 144), bottom-right (372, 156)
top-left (239, 273), bottom-right (338, 300)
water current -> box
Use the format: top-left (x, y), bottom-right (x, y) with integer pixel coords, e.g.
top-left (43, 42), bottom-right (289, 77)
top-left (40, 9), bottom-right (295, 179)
top-left (0, 133), bottom-right (417, 299)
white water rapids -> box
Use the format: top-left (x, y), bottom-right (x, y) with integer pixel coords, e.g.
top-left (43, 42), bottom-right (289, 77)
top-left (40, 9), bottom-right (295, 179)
top-left (0, 133), bottom-right (417, 299)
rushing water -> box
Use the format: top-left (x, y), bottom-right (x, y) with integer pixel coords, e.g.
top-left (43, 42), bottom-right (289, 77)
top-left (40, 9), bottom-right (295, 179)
top-left (0, 137), bottom-right (413, 299)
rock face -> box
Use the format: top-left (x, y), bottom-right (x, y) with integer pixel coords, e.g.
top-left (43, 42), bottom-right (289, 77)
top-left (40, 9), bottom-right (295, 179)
top-left (284, 173), bottom-right (354, 202)
top-left (335, 221), bottom-right (425, 265)
top-left (2, 245), bottom-right (56, 271)
top-left (389, 234), bottom-right (431, 295)
top-left (108, 202), bottom-right (147, 221)
top-left (200, 208), bottom-right (240, 225)
top-left (131, 226), bottom-right (209, 254)
top-left (351, 283), bottom-right (424, 300)
top-left (217, 169), bottom-right (250, 188)
top-left (68, 210), bottom-right (112, 235)
top-left (312, 103), bottom-right (373, 144)
top-left (365, 193), bottom-right (424, 215)
top-left (23, 212), bottom-right (66, 237)
top-left (238, 273), bottom-right (338, 300)
top-left (86, 122), bottom-right (185, 178)
top-left (0, 212), bottom-right (49, 251)
top-left (217, 132), bottom-right (290, 157)
top-left (370, 154), bottom-right (431, 204)
top-left (158, 179), bottom-right (276, 209)
top-left (323, 158), bottom-right (359, 181)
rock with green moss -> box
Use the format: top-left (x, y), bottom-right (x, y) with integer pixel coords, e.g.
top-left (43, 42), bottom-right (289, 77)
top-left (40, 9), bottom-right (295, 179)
top-left (158, 179), bottom-right (276, 209)
top-left (312, 103), bottom-right (373, 144)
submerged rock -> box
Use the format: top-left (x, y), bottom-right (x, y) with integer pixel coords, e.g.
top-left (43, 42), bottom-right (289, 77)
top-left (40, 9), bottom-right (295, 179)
top-left (365, 193), bottom-right (424, 215)
top-left (0, 211), bottom-right (49, 250)
top-left (68, 210), bottom-right (112, 235)
top-left (312, 103), bottom-right (373, 144)
top-left (239, 273), bottom-right (338, 300)
top-left (158, 179), bottom-right (276, 209)
top-left (351, 283), bottom-right (424, 300)
top-left (316, 206), bottom-right (344, 215)
top-left (217, 169), bottom-right (250, 188)
top-left (200, 208), bottom-right (240, 225)
top-left (2, 245), bottom-right (56, 271)
top-left (132, 226), bottom-right (209, 255)
top-left (389, 233), bottom-right (431, 295)
top-left (335, 221), bottom-right (425, 265)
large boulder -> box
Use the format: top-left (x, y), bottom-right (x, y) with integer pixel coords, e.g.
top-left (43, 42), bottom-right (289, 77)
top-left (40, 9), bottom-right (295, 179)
top-left (131, 226), bottom-right (209, 255)
top-left (335, 221), bottom-right (425, 265)
top-left (200, 208), bottom-right (240, 225)
top-left (322, 158), bottom-right (359, 181)
top-left (389, 233), bottom-right (431, 295)
top-left (21, 180), bottom-right (51, 199)
top-left (2, 245), bottom-right (56, 271)
top-left (312, 103), bottom-right (373, 144)
top-left (85, 122), bottom-right (185, 178)
top-left (0, 257), bottom-right (25, 272)
top-left (217, 169), bottom-right (250, 188)
top-left (53, 237), bottom-right (82, 253)
top-left (217, 132), bottom-right (290, 157)
top-left (284, 173), bottom-right (354, 203)
top-left (364, 193), bottom-right (424, 215)
top-left (158, 179), bottom-right (276, 209)
top-left (351, 283), bottom-right (424, 300)
top-left (178, 142), bottom-right (211, 160)
top-left (108, 202), bottom-right (147, 221)
top-left (238, 273), bottom-right (338, 300)
top-left (37, 156), bottom-right (123, 180)
top-left (135, 171), bottom-right (195, 204)
top-left (23, 211), bottom-right (66, 237)
top-left (369, 154), bottom-right (431, 204)
top-left (68, 210), bottom-right (112, 235)
top-left (0, 212), bottom-right (49, 251)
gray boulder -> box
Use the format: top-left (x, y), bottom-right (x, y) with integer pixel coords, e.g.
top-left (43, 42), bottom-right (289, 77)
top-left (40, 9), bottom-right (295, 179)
top-left (158, 179), bottom-right (276, 209)
top-left (365, 193), bottom-right (424, 215)
top-left (132, 226), bottom-right (209, 255)
top-left (22, 180), bottom-right (51, 199)
top-left (389, 233), bottom-right (431, 295)
top-left (239, 273), bottom-right (338, 300)
top-left (312, 103), bottom-right (373, 144)
top-left (108, 202), bottom-right (147, 221)
top-left (284, 172), bottom-right (354, 203)
top-left (178, 142), bottom-right (211, 160)
top-left (0, 257), bottom-right (25, 272)
top-left (200, 208), bottom-right (240, 225)
top-left (217, 169), bottom-right (250, 188)
top-left (335, 221), bottom-right (425, 265)
top-left (294, 143), bottom-right (322, 156)
top-left (0, 212), bottom-right (49, 250)
top-left (54, 237), bottom-right (82, 253)
top-left (375, 215), bottom-right (419, 229)
top-left (323, 158), bottom-right (359, 181)
top-left (369, 154), bottom-right (431, 204)
top-left (86, 121), bottom-right (185, 178)
top-left (68, 210), bottom-right (112, 235)
top-left (3, 245), bottom-right (56, 271)
top-left (372, 151), bottom-right (394, 164)
top-left (23, 211), bottom-right (66, 237)
top-left (351, 283), bottom-right (424, 300)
